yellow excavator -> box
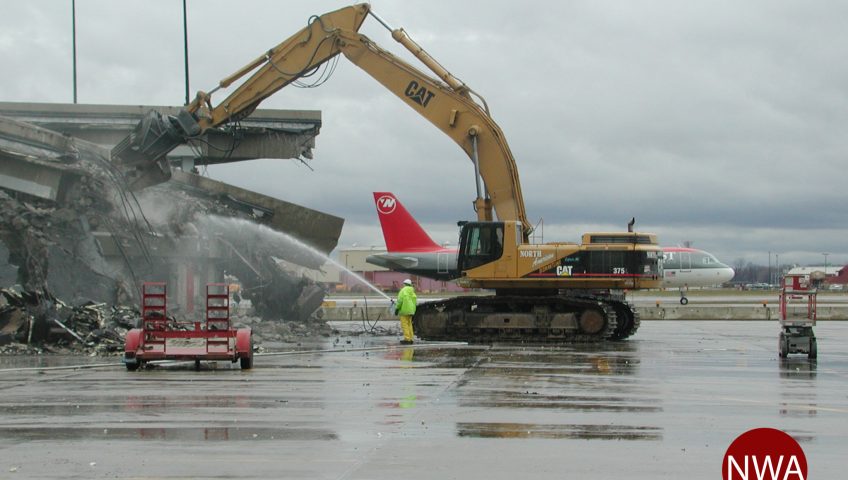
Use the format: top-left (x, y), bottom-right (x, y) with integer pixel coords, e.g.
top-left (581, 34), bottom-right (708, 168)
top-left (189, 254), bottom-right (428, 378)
top-left (112, 3), bottom-right (663, 342)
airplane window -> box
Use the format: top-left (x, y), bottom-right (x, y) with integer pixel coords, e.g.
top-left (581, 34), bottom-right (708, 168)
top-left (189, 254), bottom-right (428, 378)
top-left (703, 254), bottom-right (721, 265)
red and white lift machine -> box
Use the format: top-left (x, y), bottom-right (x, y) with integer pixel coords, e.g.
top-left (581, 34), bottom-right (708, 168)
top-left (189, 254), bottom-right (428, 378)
top-left (778, 272), bottom-right (820, 359)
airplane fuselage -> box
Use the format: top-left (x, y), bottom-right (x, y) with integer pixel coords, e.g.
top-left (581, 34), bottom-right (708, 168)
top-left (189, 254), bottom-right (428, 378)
top-left (365, 250), bottom-right (459, 281)
top-left (661, 247), bottom-right (735, 288)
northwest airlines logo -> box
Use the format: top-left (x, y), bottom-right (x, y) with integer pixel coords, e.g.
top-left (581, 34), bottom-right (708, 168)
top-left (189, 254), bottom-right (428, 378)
top-left (376, 195), bottom-right (397, 215)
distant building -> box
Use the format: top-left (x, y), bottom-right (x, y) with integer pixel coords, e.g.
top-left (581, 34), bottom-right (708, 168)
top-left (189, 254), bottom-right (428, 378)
top-left (786, 266), bottom-right (842, 277)
top-left (830, 266), bottom-right (848, 286)
top-left (786, 265), bottom-right (848, 288)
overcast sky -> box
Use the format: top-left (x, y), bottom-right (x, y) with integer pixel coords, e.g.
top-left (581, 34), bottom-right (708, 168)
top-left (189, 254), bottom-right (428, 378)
top-left (2, 0), bottom-right (846, 267)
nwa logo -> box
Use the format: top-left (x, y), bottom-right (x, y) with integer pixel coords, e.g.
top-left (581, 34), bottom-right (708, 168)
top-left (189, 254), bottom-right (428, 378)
top-left (376, 195), bottom-right (397, 215)
top-left (405, 80), bottom-right (435, 107)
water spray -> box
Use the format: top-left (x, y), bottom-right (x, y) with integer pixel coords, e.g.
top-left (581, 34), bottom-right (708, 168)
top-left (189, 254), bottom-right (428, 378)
top-left (197, 215), bottom-right (392, 301)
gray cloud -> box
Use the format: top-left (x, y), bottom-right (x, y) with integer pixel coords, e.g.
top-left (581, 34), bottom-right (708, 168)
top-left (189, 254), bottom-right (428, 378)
top-left (2, 0), bottom-right (846, 266)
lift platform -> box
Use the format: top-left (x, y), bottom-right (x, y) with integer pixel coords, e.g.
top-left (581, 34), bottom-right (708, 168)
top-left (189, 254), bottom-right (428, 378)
top-left (123, 282), bottom-right (253, 370)
top-left (778, 273), bottom-right (818, 359)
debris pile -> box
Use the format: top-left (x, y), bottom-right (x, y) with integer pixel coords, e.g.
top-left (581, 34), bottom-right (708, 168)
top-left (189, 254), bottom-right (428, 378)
top-left (234, 312), bottom-right (334, 346)
top-left (1, 116), bottom-right (340, 355)
top-left (0, 288), bottom-right (139, 355)
top-left (0, 286), bottom-right (334, 355)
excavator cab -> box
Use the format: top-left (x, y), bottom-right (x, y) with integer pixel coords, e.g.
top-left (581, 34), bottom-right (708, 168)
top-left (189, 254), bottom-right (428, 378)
top-left (458, 221), bottom-right (505, 271)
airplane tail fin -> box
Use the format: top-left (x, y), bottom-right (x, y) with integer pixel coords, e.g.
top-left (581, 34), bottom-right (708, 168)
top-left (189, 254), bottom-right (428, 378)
top-left (373, 192), bottom-right (442, 252)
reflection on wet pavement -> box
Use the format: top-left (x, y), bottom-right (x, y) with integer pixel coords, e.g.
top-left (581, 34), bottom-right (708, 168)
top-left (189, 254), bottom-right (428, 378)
top-left (458, 390), bottom-right (661, 412)
top-left (0, 396), bottom-right (329, 415)
top-left (779, 358), bottom-right (817, 380)
top-left (779, 358), bottom-right (818, 418)
top-left (453, 343), bottom-right (662, 417)
top-left (0, 321), bottom-right (846, 479)
top-left (0, 426), bottom-right (338, 441)
top-left (383, 345), bottom-right (487, 369)
top-left (456, 422), bottom-right (663, 440)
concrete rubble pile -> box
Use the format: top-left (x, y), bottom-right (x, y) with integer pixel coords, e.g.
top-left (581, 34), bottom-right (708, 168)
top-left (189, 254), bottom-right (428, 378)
top-left (0, 288), bottom-right (138, 354)
top-left (0, 114), bottom-right (342, 355)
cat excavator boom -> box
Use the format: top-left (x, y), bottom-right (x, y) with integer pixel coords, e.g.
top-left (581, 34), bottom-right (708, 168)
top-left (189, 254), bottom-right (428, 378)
top-left (113, 4), bottom-right (523, 229)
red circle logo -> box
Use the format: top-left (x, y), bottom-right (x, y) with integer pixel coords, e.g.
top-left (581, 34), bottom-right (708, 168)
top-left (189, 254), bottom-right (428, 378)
top-left (376, 195), bottom-right (396, 215)
top-left (722, 428), bottom-right (807, 480)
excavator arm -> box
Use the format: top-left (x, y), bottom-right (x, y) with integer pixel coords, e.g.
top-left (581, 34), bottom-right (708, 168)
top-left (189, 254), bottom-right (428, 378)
top-left (111, 3), bottom-right (531, 237)
top-left (186, 5), bottom-right (370, 129)
top-left (334, 28), bottom-right (529, 235)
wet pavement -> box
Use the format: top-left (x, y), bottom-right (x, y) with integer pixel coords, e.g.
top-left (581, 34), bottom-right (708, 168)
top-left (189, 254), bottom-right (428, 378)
top-left (1, 321), bottom-right (846, 479)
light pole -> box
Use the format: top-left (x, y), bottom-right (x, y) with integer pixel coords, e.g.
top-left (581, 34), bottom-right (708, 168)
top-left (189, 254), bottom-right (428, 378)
top-left (768, 251), bottom-right (772, 286)
top-left (72, 0), bottom-right (77, 103)
top-left (823, 253), bottom-right (829, 275)
top-left (183, 0), bottom-right (190, 106)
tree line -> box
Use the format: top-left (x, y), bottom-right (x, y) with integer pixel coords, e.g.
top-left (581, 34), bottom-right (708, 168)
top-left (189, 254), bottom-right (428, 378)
top-left (731, 260), bottom-right (790, 285)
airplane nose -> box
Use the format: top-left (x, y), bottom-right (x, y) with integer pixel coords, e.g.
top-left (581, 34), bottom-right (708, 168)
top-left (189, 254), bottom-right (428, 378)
top-left (721, 267), bottom-right (735, 283)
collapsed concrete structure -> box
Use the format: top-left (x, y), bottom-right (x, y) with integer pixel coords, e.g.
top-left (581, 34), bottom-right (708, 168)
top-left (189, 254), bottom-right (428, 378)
top-left (0, 102), bottom-right (343, 350)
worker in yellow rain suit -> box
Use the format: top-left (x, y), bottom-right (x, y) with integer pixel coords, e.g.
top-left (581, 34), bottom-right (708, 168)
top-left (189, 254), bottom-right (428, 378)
top-left (394, 279), bottom-right (417, 345)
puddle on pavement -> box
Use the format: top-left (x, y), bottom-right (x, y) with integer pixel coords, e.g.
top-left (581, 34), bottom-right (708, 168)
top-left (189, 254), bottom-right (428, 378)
top-left (376, 394), bottom-right (423, 410)
top-left (778, 358), bottom-right (819, 417)
top-left (458, 390), bottom-right (661, 412)
top-left (456, 422), bottom-right (662, 440)
top-left (778, 358), bottom-right (817, 380)
top-left (379, 346), bottom-right (486, 368)
top-left (445, 343), bottom-right (659, 413)
top-left (0, 355), bottom-right (116, 369)
top-left (2, 395), bottom-right (322, 415)
top-left (473, 344), bottom-right (642, 376)
top-left (359, 341), bottom-right (643, 373)
top-left (0, 426), bottom-right (338, 441)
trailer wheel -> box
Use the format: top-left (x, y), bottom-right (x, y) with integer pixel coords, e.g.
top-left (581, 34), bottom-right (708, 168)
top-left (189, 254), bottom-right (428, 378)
top-left (240, 334), bottom-right (254, 370)
top-left (778, 332), bottom-right (788, 358)
top-left (808, 337), bottom-right (817, 359)
top-left (125, 357), bottom-right (140, 371)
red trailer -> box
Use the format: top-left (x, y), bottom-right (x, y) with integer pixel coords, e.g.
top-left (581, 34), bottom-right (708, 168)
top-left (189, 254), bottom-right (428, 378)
top-left (123, 282), bottom-right (253, 370)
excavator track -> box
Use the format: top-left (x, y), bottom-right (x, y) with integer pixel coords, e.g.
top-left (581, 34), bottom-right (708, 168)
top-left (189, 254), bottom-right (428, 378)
top-left (607, 298), bottom-right (641, 341)
top-left (413, 294), bottom-right (629, 343)
top-left (568, 293), bottom-right (640, 341)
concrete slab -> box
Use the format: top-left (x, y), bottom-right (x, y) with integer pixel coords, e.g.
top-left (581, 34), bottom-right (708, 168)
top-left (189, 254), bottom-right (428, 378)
top-left (0, 321), bottom-right (845, 479)
top-left (0, 101), bottom-right (321, 165)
